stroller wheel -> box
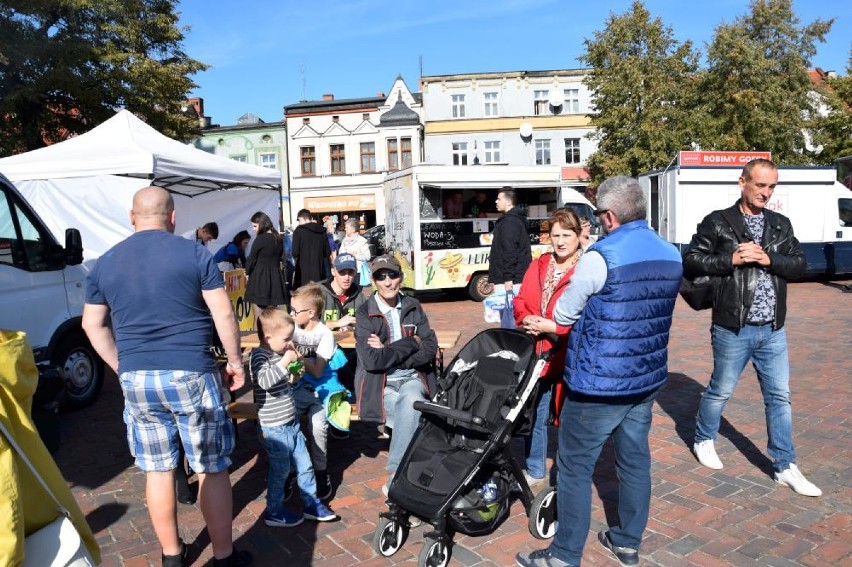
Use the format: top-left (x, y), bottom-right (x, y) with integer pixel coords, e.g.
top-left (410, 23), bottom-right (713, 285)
top-left (373, 517), bottom-right (407, 557)
top-left (529, 486), bottom-right (558, 539)
top-left (418, 536), bottom-right (451, 567)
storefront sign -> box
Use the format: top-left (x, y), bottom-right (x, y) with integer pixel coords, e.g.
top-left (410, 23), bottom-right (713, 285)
top-left (304, 194), bottom-right (376, 212)
top-left (679, 151), bottom-right (772, 167)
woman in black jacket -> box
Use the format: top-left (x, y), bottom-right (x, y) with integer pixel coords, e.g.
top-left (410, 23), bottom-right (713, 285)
top-left (244, 211), bottom-right (288, 312)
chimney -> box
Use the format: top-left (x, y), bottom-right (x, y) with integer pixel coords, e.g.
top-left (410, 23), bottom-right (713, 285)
top-left (322, 94), bottom-right (334, 101)
top-left (827, 70), bottom-right (837, 79)
top-left (188, 97), bottom-right (204, 116)
top-left (377, 92), bottom-right (385, 98)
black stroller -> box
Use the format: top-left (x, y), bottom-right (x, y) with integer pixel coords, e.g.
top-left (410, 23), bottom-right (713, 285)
top-left (372, 328), bottom-right (558, 566)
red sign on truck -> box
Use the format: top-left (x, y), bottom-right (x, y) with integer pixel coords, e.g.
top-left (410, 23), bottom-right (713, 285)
top-left (679, 151), bottom-right (772, 167)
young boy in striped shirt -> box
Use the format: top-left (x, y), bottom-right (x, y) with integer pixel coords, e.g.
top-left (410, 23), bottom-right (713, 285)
top-left (249, 308), bottom-right (337, 527)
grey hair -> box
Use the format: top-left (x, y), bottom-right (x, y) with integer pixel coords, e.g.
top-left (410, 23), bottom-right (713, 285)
top-left (596, 176), bottom-right (646, 224)
top-left (344, 217), bottom-right (359, 230)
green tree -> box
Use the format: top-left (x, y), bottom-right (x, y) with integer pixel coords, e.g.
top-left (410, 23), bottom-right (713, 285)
top-left (580, 0), bottom-right (700, 183)
top-left (811, 50), bottom-right (852, 163)
top-left (0, 0), bottom-right (207, 156)
top-left (698, 0), bottom-right (832, 164)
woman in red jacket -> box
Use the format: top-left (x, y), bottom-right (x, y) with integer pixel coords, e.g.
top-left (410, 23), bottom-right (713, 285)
top-left (514, 208), bottom-right (583, 486)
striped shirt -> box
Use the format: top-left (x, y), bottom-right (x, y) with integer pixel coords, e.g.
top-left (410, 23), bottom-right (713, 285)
top-left (249, 347), bottom-right (296, 426)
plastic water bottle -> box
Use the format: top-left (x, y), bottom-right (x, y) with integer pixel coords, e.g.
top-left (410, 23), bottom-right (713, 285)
top-left (477, 479), bottom-right (498, 503)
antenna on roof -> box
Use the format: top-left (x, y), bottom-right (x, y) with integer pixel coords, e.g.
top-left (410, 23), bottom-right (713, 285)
top-left (419, 55), bottom-right (423, 78)
top-left (300, 63), bottom-right (306, 101)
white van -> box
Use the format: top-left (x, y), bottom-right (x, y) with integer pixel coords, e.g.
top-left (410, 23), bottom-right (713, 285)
top-left (638, 153), bottom-right (852, 275)
top-left (0, 173), bottom-right (104, 407)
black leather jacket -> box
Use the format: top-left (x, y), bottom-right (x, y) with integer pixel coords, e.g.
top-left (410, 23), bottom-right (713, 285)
top-left (683, 201), bottom-right (805, 330)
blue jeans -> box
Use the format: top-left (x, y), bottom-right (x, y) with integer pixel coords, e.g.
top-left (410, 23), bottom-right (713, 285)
top-left (695, 323), bottom-right (795, 472)
top-left (384, 377), bottom-right (427, 475)
top-left (258, 421), bottom-right (317, 517)
top-left (549, 390), bottom-right (657, 565)
top-left (524, 385), bottom-right (552, 479)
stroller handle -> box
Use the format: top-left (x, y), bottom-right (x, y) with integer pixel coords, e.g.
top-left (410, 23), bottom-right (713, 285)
top-left (413, 400), bottom-right (485, 426)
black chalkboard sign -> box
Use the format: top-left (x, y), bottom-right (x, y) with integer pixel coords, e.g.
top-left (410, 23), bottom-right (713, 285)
top-left (419, 219), bottom-right (548, 250)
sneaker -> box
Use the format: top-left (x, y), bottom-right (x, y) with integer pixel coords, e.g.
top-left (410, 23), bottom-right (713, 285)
top-left (523, 469), bottom-right (548, 489)
top-left (161, 539), bottom-right (187, 567)
top-left (516, 548), bottom-right (577, 567)
top-left (693, 439), bottom-right (723, 470)
top-left (264, 510), bottom-right (304, 528)
top-left (774, 464), bottom-right (822, 497)
top-left (407, 516), bottom-right (422, 528)
top-left (212, 549), bottom-right (254, 567)
top-left (315, 470), bottom-right (333, 500)
top-left (597, 530), bottom-right (639, 566)
top-left (304, 500), bottom-right (338, 522)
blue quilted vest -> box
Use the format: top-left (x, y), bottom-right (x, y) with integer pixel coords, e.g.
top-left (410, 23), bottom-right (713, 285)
top-left (565, 220), bottom-right (683, 396)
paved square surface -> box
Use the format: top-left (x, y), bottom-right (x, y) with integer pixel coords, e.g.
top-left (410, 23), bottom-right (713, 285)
top-left (52, 281), bottom-right (851, 566)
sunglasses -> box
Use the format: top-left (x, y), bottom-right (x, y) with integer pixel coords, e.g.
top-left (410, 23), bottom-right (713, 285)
top-left (373, 270), bottom-right (401, 282)
top-left (593, 208), bottom-right (609, 217)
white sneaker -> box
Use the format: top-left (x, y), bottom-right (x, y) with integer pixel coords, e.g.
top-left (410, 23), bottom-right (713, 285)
top-left (775, 464), bottom-right (822, 497)
top-left (693, 440), bottom-right (723, 470)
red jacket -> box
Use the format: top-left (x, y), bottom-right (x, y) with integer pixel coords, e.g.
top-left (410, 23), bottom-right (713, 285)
top-left (514, 254), bottom-right (575, 422)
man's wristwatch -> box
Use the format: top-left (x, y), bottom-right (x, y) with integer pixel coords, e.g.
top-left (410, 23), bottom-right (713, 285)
top-left (226, 361), bottom-right (243, 370)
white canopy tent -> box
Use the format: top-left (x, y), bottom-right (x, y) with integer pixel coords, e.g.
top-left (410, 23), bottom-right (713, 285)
top-left (0, 110), bottom-right (282, 260)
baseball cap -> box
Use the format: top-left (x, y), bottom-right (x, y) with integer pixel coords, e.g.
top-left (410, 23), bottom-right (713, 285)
top-left (333, 253), bottom-right (357, 272)
top-left (369, 254), bottom-right (401, 275)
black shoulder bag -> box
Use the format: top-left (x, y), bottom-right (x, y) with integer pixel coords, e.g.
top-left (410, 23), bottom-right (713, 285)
top-left (679, 209), bottom-right (749, 311)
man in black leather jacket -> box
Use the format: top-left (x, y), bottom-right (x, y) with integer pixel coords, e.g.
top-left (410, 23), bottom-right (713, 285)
top-left (683, 158), bottom-right (820, 497)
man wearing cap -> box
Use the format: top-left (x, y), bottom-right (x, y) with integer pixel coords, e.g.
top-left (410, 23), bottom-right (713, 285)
top-left (319, 253), bottom-right (368, 395)
top-left (354, 255), bottom-right (438, 492)
top-left (318, 254), bottom-right (368, 332)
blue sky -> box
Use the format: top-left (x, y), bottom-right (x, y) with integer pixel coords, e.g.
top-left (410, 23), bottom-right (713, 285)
top-left (177, 0), bottom-right (851, 126)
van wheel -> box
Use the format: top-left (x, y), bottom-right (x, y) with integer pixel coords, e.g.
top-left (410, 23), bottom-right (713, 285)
top-left (468, 274), bottom-right (493, 302)
top-left (54, 332), bottom-right (104, 410)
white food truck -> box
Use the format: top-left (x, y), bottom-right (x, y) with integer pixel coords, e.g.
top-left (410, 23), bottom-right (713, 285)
top-left (383, 164), bottom-right (598, 300)
top-left (638, 151), bottom-right (852, 276)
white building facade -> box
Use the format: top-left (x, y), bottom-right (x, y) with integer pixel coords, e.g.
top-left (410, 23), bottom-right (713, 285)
top-left (283, 77), bottom-right (422, 227)
top-left (420, 69), bottom-right (597, 195)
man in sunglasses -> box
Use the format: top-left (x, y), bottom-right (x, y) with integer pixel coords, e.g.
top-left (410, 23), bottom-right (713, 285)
top-left (354, 255), bottom-right (438, 493)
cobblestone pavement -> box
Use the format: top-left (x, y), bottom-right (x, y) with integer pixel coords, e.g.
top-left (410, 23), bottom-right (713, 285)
top-left (52, 281), bottom-right (851, 566)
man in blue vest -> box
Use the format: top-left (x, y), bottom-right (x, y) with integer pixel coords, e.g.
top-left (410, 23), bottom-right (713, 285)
top-left (516, 176), bottom-right (682, 567)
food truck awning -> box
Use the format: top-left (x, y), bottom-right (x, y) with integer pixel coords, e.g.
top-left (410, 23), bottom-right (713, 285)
top-left (304, 194), bottom-right (376, 211)
top-left (420, 181), bottom-right (560, 190)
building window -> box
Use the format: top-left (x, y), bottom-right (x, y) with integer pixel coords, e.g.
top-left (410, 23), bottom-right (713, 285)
top-left (535, 139), bottom-right (551, 165)
top-left (452, 142), bottom-right (468, 165)
top-left (564, 138), bottom-right (581, 164)
top-left (231, 155), bottom-right (247, 163)
top-left (360, 142), bottom-right (376, 172)
top-left (451, 94), bottom-right (466, 118)
top-left (259, 152), bottom-right (277, 169)
top-left (534, 90), bottom-right (549, 116)
top-left (387, 139), bottom-right (399, 171)
top-left (563, 89), bottom-right (580, 114)
top-left (330, 144), bottom-right (345, 174)
top-left (483, 140), bottom-right (501, 163)
top-left (401, 137), bottom-right (412, 168)
top-left (300, 146), bottom-right (315, 176)
top-left (484, 92), bottom-right (498, 117)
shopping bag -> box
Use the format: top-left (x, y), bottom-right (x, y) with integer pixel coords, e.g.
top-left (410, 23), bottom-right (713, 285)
top-left (500, 291), bottom-right (515, 329)
top-left (482, 285), bottom-right (520, 324)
